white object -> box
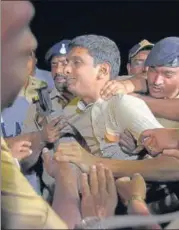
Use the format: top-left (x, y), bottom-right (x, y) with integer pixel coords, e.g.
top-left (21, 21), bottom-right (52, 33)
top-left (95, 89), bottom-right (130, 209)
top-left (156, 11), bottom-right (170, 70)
top-left (59, 43), bottom-right (66, 54)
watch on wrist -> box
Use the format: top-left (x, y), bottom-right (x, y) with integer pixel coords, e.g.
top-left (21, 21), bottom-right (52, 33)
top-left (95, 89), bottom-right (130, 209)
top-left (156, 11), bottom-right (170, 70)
top-left (74, 216), bottom-right (105, 229)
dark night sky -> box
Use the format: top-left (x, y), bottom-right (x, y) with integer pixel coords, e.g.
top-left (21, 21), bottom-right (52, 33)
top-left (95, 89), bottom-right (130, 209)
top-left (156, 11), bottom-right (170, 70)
top-left (31, 1), bottom-right (179, 74)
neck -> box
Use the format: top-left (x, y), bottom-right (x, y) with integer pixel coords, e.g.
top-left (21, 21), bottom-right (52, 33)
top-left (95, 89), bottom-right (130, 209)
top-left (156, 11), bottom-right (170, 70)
top-left (62, 90), bottom-right (75, 101)
top-left (165, 89), bottom-right (179, 99)
top-left (82, 80), bottom-right (108, 104)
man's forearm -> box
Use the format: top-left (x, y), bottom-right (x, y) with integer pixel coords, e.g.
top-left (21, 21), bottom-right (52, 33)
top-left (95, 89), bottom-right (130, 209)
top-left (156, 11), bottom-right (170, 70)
top-left (129, 76), bottom-right (148, 93)
top-left (93, 155), bottom-right (179, 182)
top-left (140, 96), bottom-right (179, 121)
top-left (128, 200), bottom-right (161, 229)
top-left (52, 163), bottom-right (81, 229)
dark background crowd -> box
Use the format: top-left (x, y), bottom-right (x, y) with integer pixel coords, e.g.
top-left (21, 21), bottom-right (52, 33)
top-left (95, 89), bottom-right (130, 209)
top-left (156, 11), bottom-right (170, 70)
top-left (31, 1), bottom-right (179, 73)
top-left (2, 1), bottom-right (179, 229)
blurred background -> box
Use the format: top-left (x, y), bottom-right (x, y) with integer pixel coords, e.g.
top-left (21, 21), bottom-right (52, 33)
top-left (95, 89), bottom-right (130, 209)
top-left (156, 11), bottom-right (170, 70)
top-left (31, 1), bottom-right (179, 74)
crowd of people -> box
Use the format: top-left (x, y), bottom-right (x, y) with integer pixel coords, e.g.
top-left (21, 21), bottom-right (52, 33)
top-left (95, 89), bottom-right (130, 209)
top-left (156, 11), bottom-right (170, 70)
top-left (1, 1), bottom-right (179, 229)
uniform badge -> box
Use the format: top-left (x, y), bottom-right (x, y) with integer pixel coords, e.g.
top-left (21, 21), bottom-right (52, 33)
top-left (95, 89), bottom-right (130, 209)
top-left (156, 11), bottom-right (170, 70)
top-left (59, 43), bottom-right (66, 54)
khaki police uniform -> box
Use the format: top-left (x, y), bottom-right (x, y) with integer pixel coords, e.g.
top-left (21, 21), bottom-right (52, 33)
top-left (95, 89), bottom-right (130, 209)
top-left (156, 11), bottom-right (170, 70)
top-left (1, 137), bottom-right (67, 229)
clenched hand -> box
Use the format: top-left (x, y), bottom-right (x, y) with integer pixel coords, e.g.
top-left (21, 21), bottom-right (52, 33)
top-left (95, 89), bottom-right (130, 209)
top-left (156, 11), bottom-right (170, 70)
top-left (10, 140), bottom-right (32, 161)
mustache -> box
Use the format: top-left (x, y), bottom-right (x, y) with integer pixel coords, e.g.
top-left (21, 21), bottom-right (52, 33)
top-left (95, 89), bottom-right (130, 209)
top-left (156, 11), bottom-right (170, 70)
top-left (54, 74), bottom-right (67, 80)
top-left (149, 82), bottom-right (163, 88)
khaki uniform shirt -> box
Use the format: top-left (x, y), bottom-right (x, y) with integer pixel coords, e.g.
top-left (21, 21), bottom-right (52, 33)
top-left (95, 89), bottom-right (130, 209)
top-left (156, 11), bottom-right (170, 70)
top-left (91, 94), bottom-right (163, 159)
top-left (1, 137), bottom-right (67, 229)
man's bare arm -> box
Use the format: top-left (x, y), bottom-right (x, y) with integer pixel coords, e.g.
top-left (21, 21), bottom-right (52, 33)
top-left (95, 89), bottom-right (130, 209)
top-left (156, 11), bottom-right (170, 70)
top-left (129, 75), bottom-right (148, 93)
top-left (56, 143), bottom-right (179, 182)
top-left (93, 155), bottom-right (179, 182)
top-left (137, 95), bottom-right (179, 121)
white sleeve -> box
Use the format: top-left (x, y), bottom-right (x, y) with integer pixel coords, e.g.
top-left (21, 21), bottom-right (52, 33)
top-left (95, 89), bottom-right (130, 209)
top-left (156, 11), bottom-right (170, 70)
top-left (112, 94), bottom-right (163, 141)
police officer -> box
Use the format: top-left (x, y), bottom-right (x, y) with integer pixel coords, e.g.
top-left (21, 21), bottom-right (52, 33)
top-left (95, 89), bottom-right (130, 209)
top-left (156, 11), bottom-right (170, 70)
top-left (127, 39), bottom-right (154, 76)
top-left (1, 53), bottom-right (48, 193)
top-left (45, 40), bottom-right (78, 111)
top-left (27, 40), bottom-right (81, 201)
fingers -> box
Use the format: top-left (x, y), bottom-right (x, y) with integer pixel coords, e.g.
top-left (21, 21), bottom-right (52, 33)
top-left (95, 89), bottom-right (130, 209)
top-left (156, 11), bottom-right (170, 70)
top-left (115, 177), bottom-right (131, 190)
top-left (55, 154), bottom-right (76, 162)
top-left (131, 173), bottom-right (146, 199)
top-left (101, 80), bottom-right (126, 100)
top-left (18, 150), bottom-right (32, 160)
top-left (116, 177), bottom-right (131, 182)
top-left (20, 141), bottom-right (32, 147)
top-left (50, 116), bottom-right (63, 127)
top-left (89, 165), bottom-right (98, 195)
top-left (88, 164), bottom-right (116, 195)
top-left (57, 144), bottom-right (81, 156)
top-left (100, 81), bottom-right (114, 95)
top-left (115, 177), bottom-right (131, 189)
top-left (162, 149), bottom-right (179, 159)
top-left (81, 173), bottom-right (90, 196)
top-left (119, 138), bottom-right (136, 151)
top-left (119, 131), bottom-right (136, 151)
top-left (42, 147), bottom-right (51, 165)
top-left (132, 173), bottom-right (145, 185)
top-left (19, 146), bottom-right (32, 154)
top-left (55, 142), bottom-right (82, 162)
top-left (18, 141), bottom-right (32, 153)
top-left (105, 167), bottom-right (116, 195)
top-left (58, 121), bottom-right (68, 130)
top-left (56, 141), bottom-right (80, 151)
top-left (97, 164), bottom-right (107, 193)
top-left (101, 85), bottom-right (119, 99)
top-left (115, 177), bottom-right (131, 205)
top-left (124, 129), bottom-right (134, 138)
top-left (139, 129), bottom-right (153, 144)
top-left (56, 142), bottom-right (82, 159)
top-left (141, 137), bottom-right (160, 155)
top-left (54, 149), bottom-right (79, 164)
top-left (47, 134), bottom-right (60, 143)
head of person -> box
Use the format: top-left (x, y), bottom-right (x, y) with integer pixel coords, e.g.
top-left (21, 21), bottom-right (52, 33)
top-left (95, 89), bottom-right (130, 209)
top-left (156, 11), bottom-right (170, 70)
top-left (127, 39), bottom-right (154, 76)
top-left (1, 1), bottom-right (37, 110)
top-left (64, 34), bottom-right (121, 102)
top-left (27, 50), bottom-right (37, 76)
top-left (145, 37), bottom-right (179, 99)
top-left (45, 40), bottom-right (70, 92)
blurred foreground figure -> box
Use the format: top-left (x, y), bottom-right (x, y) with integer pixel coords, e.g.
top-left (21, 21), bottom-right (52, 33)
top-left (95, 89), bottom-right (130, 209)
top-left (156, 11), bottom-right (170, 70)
top-left (29, 49), bottom-right (55, 91)
top-left (1, 1), bottom-right (67, 228)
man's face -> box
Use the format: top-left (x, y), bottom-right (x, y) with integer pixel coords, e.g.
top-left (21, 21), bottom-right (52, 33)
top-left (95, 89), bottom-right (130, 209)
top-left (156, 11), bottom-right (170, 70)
top-left (147, 66), bottom-right (179, 99)
top-left (127, 50), bottom-right (150, 75)
top-left (51, 55), bottom-right (68, 92)
top-left (64, 47), bottom-right (100, 99)
top-left (27, 51), bottom-right (37, 76)
top-left (1, 1), bottom-right (37, 109)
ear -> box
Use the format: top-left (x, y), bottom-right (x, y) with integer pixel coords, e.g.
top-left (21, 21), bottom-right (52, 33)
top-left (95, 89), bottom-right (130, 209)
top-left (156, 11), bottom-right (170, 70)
top-left (97, 63), bottom-right (111, 80)
top-left (127, 63), bottom-right (131, 75)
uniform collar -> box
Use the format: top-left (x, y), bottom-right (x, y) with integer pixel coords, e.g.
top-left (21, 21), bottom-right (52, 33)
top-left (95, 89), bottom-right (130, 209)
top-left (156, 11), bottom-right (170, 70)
top-left (77, 100), bottom-right (93, 112)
